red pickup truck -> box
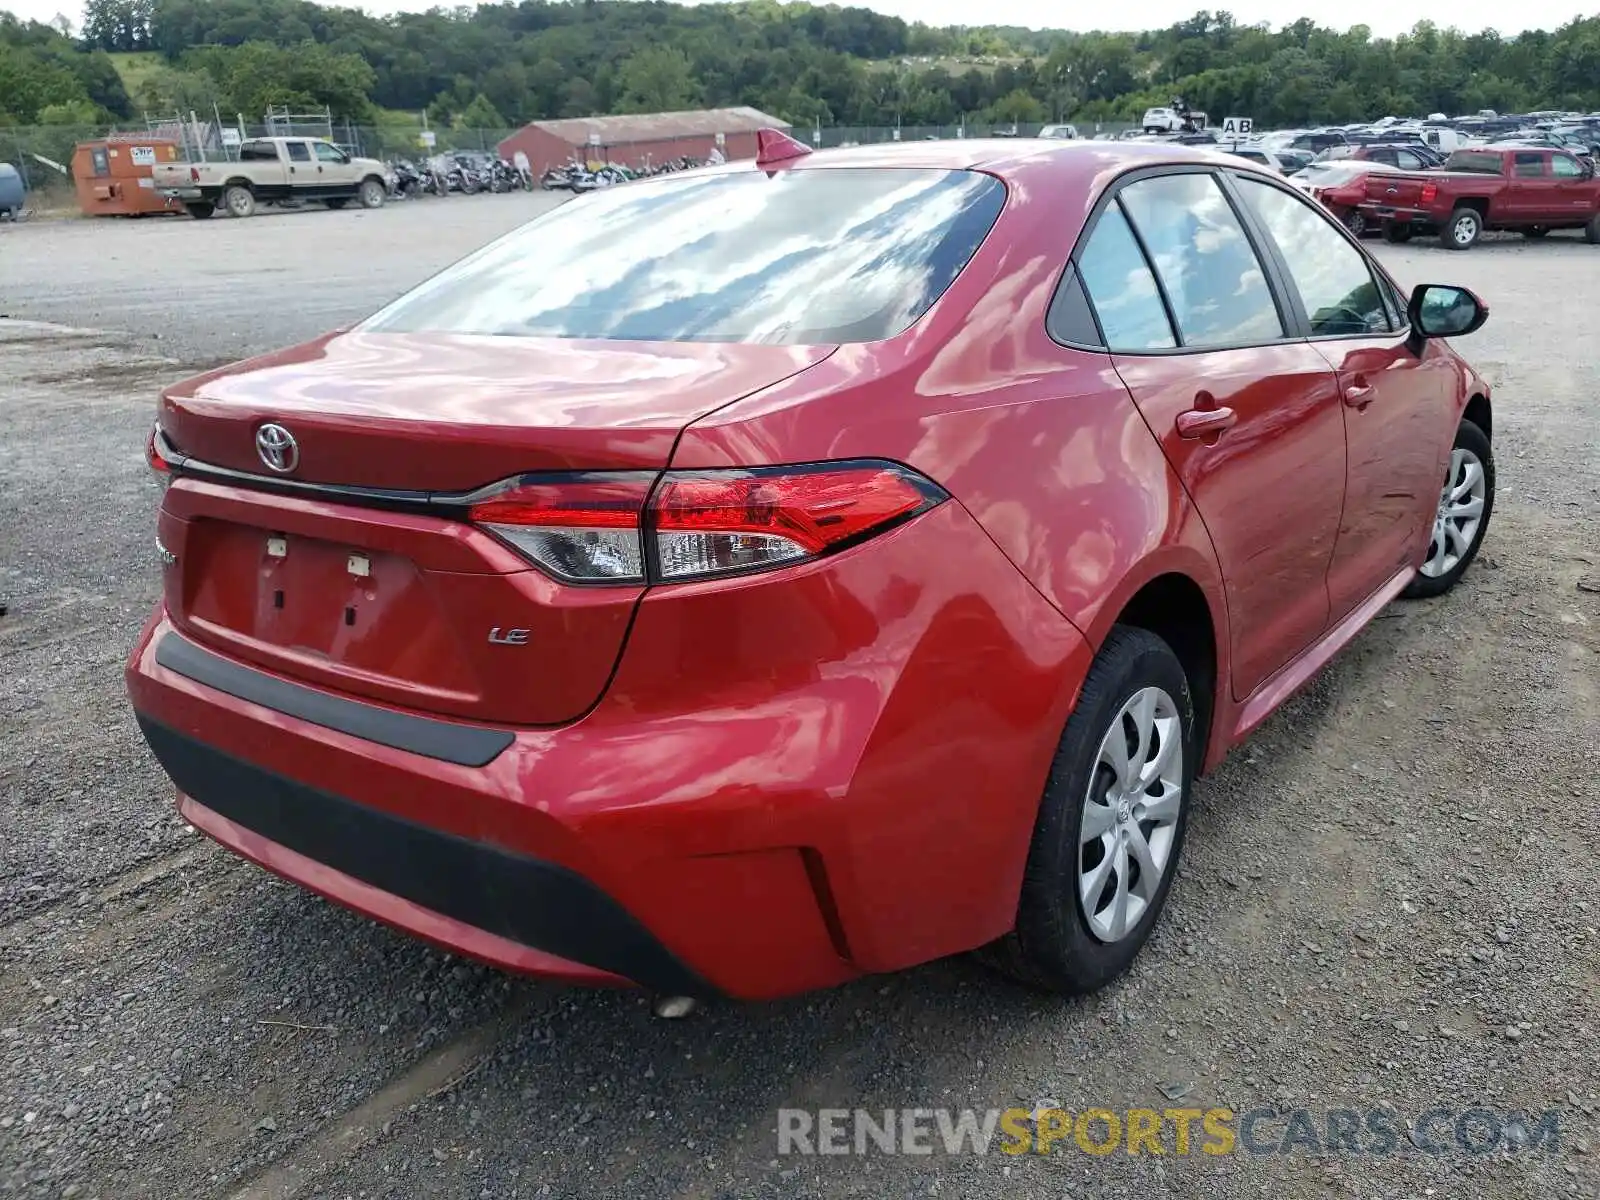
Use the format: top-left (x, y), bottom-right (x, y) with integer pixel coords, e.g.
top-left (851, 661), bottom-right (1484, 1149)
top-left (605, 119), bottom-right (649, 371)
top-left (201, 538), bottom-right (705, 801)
top-left (1358, 145), bottom-right (1600, 249)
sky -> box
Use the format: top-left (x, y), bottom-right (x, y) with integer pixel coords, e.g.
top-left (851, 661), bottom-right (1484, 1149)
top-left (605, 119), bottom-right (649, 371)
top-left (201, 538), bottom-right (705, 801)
top-left (3, 0), bottom-right (1590, 40)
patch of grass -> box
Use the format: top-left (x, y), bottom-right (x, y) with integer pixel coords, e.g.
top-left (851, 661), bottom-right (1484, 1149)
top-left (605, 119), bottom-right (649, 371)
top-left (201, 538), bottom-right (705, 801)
top-left (108, 51), bottom-right (165, 99)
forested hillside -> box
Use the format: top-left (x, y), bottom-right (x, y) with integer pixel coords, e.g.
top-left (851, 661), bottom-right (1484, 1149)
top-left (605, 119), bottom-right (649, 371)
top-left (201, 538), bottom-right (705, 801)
top-left (4, 0), bottom-right (1600, 132)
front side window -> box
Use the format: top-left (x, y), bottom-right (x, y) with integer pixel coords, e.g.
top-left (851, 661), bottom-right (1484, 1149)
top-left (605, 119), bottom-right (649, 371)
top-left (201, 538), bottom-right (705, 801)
top-left (313, 142), bottom-right (348, 164)
top-left (364, 168), bottom-right (1004, 345)
top-left (1118, 173), bottom-right (1284, 348)
top-left (1397, 150), bottom-right (1424, 170)
top-left (1236, 177), bottom-right (1391, 337)
top-left (1075, 203), bottom-right (1176, 351)
top-left (285, 142), bottom-right (311, 163)
top-left (1552, 154), bottom-right (1583, 179)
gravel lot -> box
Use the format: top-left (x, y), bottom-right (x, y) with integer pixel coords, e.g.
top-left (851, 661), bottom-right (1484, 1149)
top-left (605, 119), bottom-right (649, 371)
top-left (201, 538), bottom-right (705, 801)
top-left (1, 203), bottom-right (1598, 1200)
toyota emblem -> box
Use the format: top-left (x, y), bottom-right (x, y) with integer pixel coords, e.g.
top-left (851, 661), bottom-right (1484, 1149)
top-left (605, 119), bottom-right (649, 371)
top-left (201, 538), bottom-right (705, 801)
top-left (255, 423), bottom-right (299, 473)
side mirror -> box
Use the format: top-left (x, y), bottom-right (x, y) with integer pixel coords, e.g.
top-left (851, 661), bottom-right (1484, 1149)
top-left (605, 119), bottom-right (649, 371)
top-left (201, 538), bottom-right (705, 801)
top-left (1408, 284), bottom-right (1488, 340)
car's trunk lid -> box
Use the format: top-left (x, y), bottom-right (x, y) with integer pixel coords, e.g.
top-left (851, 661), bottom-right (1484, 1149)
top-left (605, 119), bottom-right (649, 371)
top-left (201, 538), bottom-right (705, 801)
top-left (160, 330), bottom-right (834, 490)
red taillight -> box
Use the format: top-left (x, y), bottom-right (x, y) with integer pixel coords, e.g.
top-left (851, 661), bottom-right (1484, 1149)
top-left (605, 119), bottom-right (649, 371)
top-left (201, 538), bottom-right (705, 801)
top-left (146, 422), bottom-right (171, 478)
top-left (652, 464), bottom-right (939, 580)
top-left (467, 474), bottom-right (653, 584)
top-left (465, 462), bottom-right (945, 585)
top-left (1420, 182), bottom-right (1439, 203)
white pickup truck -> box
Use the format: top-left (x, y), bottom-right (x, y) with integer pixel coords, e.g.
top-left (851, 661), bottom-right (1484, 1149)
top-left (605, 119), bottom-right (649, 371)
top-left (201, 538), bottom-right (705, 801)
top-left (151, 136), bottom-right (389, 219)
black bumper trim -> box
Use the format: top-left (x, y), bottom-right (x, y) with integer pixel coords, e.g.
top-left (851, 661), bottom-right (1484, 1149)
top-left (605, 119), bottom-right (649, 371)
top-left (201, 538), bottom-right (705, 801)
top-left (154, 631), bottom-right (513, 768)
top-left (135, 717), bottom-right (714, 997)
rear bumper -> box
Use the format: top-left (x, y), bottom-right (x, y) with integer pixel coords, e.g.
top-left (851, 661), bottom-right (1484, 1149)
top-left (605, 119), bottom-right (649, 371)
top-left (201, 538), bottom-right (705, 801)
top-left (160, 188), bottom-right (205, 200)
top-left (138, 715), bottom-right (704, 993)
top-left (127, 501), bottom-right (1093, 999)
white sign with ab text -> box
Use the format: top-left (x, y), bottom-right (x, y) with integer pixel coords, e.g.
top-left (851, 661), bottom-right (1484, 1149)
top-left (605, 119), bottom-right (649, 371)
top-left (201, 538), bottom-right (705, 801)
top-left (1220, 117), bottom-right (1253, 139)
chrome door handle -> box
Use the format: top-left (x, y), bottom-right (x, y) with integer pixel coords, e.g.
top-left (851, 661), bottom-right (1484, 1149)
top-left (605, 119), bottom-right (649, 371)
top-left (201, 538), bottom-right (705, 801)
top-left (1176, 407), bottom-right (1238, 439)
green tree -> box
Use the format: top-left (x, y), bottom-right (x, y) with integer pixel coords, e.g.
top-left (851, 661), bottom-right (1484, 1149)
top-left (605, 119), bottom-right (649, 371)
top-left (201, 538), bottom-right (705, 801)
top-left (987, 87), bottom-right (1044, 123)
top-left (456, 92), bottom-right (505, 129)
top-left (616, 45), bottom-right (698, 113)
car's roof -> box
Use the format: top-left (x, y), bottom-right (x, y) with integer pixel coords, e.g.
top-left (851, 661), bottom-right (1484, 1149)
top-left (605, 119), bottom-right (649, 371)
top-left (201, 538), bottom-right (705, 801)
top-left (775, 137), bottom-right (1225, 180)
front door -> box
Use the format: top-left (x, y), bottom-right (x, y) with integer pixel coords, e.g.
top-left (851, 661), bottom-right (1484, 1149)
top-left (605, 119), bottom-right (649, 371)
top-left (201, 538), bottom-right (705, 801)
top-left (1078, 170), bottom-right (1349, 701)
top-left (313, 141), bottom-right (356, 193)
top-left (1229, 172), bottom-right (1456, 620)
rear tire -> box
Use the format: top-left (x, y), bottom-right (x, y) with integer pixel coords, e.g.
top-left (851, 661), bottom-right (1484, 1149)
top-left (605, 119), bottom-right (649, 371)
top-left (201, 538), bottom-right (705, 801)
top-left (1402, 419), bottom-right (1494, 599)
top-left (358, 178), bottom-right (386, 209)
top-left (185, 202), bottom-right (214, 220)
top-left (1587, 214), bottom-right (1600, 245)
top-left (325, 197), bottom-right (349, 210)
top-left (1442, 206), bottom-right (1481, 250)
top-left (1382, 221), bottom-right (1412, 243)
top-left (1344, 209), bottom-right (1368, 237)
top-left (979, 627), bottom-right (1195, 995)
top-left (222, 184), bottom-right (255, 219)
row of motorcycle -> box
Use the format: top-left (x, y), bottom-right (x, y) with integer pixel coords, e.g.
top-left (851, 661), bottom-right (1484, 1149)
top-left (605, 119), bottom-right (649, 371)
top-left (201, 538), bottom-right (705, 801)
top-left (384, 151), bottom-right (715, 199)
top-left (385, 154), bottom-right (533, 199)
top-left (539, 155), bottom-right (711, 191)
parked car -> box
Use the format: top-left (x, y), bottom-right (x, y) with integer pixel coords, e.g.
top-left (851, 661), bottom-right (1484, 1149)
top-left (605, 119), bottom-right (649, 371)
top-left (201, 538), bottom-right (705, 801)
top-left (1038, 124), bottom-right (1081, 140)
top-left (1141, 107), bottom-right (1186, 133)
top-left (1228, 147), bottom-right (1290, 172)
top-left (151, 136), bottom-right (390, 218)
top-left (1290, 159), bottom-right (1402, 234)
top-left (129, 135), bottom-right (1495, 1002)
top-left (1359, 145), bottom-right (1600, 248)
top-left (1348, 143), bottom-right (1438, 171)
top-left (1290, 130), bottom-right (1351, 157)
top-left (0, 162), bottom-right (23, 219)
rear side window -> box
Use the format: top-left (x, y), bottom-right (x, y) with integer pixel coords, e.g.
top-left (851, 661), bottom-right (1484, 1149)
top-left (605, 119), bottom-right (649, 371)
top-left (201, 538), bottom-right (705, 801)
top-left (363, 168), bottom-right (1005, 345)
top-left (1118, 173), bottom-right (1284, 348)
top-left (1074, 204), bottom-right (1175, 351)
top-left (1512, 153), bottom-right (1545, 178)
top-left (1235, 178), bottom-right (1391, 336)
top-left (1447, 151), bottom-right (1505, 174)
top-left (285, 142), bottom-right (311, 163)
top-left (239, 142), bottom-right (277, 162)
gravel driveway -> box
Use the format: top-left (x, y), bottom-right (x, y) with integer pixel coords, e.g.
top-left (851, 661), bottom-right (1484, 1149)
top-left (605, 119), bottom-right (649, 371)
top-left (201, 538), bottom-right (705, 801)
top-left (1, 206), bottom-right (1597, 1200)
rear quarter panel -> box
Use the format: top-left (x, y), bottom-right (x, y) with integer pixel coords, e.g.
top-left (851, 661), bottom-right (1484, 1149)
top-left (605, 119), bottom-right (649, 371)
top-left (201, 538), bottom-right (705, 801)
top-left (671, 151), bottom-right (1232, 731)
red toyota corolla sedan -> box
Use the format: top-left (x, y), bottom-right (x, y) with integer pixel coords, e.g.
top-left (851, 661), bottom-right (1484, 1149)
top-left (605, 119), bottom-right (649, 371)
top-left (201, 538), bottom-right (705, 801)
top-left (127, 135), bottom-right (1494, 1002)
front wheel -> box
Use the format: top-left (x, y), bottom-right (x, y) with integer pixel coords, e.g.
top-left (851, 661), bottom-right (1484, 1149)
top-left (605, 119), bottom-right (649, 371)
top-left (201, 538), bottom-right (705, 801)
top-left (358, 179), bottom-right (386, 209)
top-left (1586, 214), bottom-right (1600, 245)
top-left (1403, 418), bottom-right (1494, 599)
top-left (980, 627), bottom-right (1195, 994)
top-left (1443, 206), bottom-right (1482, 250)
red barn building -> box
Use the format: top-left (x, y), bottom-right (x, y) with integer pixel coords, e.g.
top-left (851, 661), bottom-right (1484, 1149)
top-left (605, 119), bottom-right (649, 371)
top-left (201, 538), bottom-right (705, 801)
top-left (497, 107), bottom-right (791, 176)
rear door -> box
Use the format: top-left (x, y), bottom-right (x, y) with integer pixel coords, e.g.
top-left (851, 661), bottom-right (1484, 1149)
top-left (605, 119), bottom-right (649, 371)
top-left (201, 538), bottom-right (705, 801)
top-left (283, 140), bottom-right (314, 194)
top-left (237, 140), bottom-right (288, 192)
top-left (1500, 152), bottom-right (1552, 221)
top-left (1230, 172), bottom-right (1455, 620)
top-left (1077, 168), bottom-right (1348, 700)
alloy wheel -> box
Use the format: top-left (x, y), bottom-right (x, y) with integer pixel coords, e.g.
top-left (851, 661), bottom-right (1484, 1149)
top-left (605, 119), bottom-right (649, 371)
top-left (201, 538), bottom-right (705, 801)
top-left (1079, 686), bottom-right (1184, 943)
top-left (1453, 213), bottom-right (1478, 246)
top-left (1420, 447), bottom-right (1487, 578)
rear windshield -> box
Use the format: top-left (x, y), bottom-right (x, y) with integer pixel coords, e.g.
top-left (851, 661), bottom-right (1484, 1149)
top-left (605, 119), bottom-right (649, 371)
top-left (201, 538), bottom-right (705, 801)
top-left (362, 168), bottom-right (1006, 345)
top-left (1446, 151), bottom-right (1507, 174)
